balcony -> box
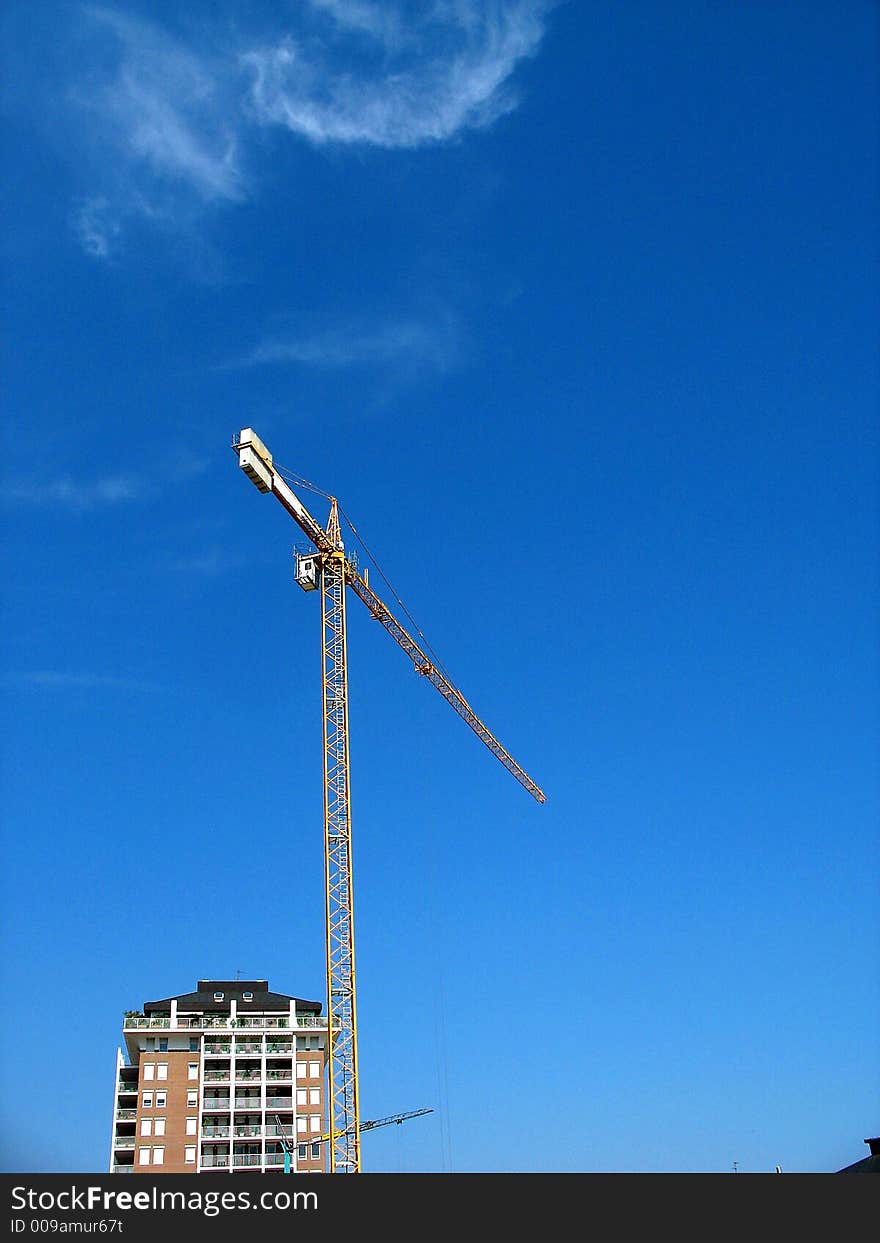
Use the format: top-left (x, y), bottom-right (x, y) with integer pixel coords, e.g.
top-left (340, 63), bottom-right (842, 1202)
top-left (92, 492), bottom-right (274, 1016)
top-left (202, 1099), bottom-right (231, 1111)
top-left (113, 1137), bottom-right (135, 1150)
top-left (115, 1109), bottom-right (137, 1121)
top-left (111, 1165), bottom-right (134, 1175)
top-left (265, 1070), bottom-right (292, 1082)
top-left (235, 1043), bottom-right (262, 1054)
top-left (204, 1070), bottom-right (230, 1083)
top-left (204, 1043), bottom-right (231, 1055)
top-left (265, 1098), bottom-right (293, 1110)
top-left (232, 1155), bottom-right (262, 1168)
top-left (232, 1125), bottom-right (262, 1138)
top-left (202, 1126), bottom-right (230, 1139)
top-left (201, 1156), bottom-right (229, 1169)
top-left (123, 1014), bottom-right (326, 1032)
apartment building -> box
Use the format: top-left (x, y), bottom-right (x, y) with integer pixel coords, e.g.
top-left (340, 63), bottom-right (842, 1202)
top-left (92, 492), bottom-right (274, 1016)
top-left (110, 980), bottom-right (328, 1174)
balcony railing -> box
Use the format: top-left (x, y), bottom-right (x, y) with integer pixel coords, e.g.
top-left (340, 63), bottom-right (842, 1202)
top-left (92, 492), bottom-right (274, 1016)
top-left (265, 1070), bottom-right (292, 1082)
top-left (201, 1156), bottom-right (229, 1168)
top-left (124, 1014), bottom-right (327, 1032)
top-left (232, 1125), bottom-right (262, 1138)
top-left (204, 1044), bottom-right (231, 1055)
top-left (232, 1155), bottom-right (262, 1167)
top-left (113, 1138), bottom-right (135, 1150)
top-left (202, 1126), bottom-right (230, 1138)
top-left (202, 1099), bottom-right (231, 1110)
top-left (265, 1098), bottom-right (293, 1109)
top-left (115, 1109), bottom-right (137, 1121)
top-left (204, 1070), bottom-right (230, 1083)
top-left (235, 1043), bottom-right (262, 1054)
top-left (111, 1165), bottom-right (134, 1174)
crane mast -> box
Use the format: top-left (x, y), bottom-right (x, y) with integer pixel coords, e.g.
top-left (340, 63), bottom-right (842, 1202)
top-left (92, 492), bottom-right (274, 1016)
top-left (319, 505), bottom-right (360, 1175)
top-left (232, 428), bottom-right (544, 1174)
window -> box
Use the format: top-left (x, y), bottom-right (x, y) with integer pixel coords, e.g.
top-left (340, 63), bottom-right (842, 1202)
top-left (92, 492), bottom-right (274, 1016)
top-left (308, 1062), bottom-right (320, 1079)
top-left (296, 1118), bottom-right (307, 1134)
top-left (187, 1063), bottom-right (199, 1081)
top-left (157, 1064), bottom-right (168, 1081)
top-left (309, 1116), bottom-right (320, 1133)
top-left (297, 1145), bottom-right (307, 1160)
top-left (140, 1119), bottom-right (152, 1137)
top-left (138, 1149), bottom-right (150, 1167)
top-left (185, 1147), bottom-right (196, 1165)
top-left (155, 1093), bottom-right (166, 1109)
top-left (296, 1089), bottom-right (307, 1106)
top-left (146, 1038), bottom-right (155, 1051)
top-left (186, 1118), bottom-right (197, 1136)
top-left (296, 1037), bottom-right (305, 1050)
top-left (309, 1088), bottom-right (320, 1106)
top-left (158, 1038), bottom-right (168, 1052)
top-left (242, 991), bottom-right (254, 1002)
top-left (152, 1148), bottom-right (164, 1166)
top-left (296, 1064), bottom-right (307, 1080)
top-left (311, 1144), bottom-right (320, 1160)
top-left (213, 992), bottom-right (224, 1002)
top-left (187, 1091), bottom-right (197, 1108)
top-left (142, 1093), bottom-right (153, 1109)
top-left (189, 1038), bottom-right (199, 1052)
top-left (143, 1064), bottom-right (155, 1082)
top-left (154, 1119), bottom-right (166, 1137)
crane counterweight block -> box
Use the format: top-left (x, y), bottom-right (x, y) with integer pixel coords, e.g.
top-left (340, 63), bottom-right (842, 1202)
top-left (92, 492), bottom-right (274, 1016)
top-left (234, 427), bottom-right (273, 492)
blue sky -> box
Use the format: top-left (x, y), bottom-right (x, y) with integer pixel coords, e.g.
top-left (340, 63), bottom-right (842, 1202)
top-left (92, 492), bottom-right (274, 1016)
top-left (1, 1), bottom-right (877, 1175)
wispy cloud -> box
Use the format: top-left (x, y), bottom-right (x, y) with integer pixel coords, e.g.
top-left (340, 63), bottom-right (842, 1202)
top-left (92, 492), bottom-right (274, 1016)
top-left (81, 7), bottom-right (246, 204)
top-left (5, 475), bottom-right (143, 511)
top-left (4, 671), bottom-right (158, 692)
top-left (72, 195), bottom-right (122, 258)
top-left (165, 548), bottom-right (247, 577)
top-left (244, 2), bottom-right (549, 148)
top-left (63, 3), bottom-right (551, 255)
top-left (240, 314), bottom-right (462, 372)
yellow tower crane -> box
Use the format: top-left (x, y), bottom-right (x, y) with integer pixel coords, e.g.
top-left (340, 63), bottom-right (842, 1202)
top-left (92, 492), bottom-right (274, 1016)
top-left (233, 428), bottom-right (544, 1174)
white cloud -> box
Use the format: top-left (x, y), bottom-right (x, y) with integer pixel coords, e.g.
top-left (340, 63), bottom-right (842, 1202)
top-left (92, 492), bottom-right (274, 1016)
top-left (6, 475), bottom-right (143, 510)
top-left (240, 313), bottom-right (461, 372)
top-left (5, 671), bottom-right (157, 691)
top-left (306, 0), bottom-right (405, 47)
top-left (244, 2), bottom-right (549, 147)
top-left (68, 3), bottom-right (550, 255)
top-left (72, 195), bottom-right (122, 258)
top-left (82, 8), bottom-right (246, 203)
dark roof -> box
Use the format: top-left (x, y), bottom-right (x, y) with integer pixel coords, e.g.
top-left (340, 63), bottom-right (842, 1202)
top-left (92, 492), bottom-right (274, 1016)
top-left (143, 980), bottom-right (321, 1015)
top-left (836, 1138), bottom-right (880, 1174)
